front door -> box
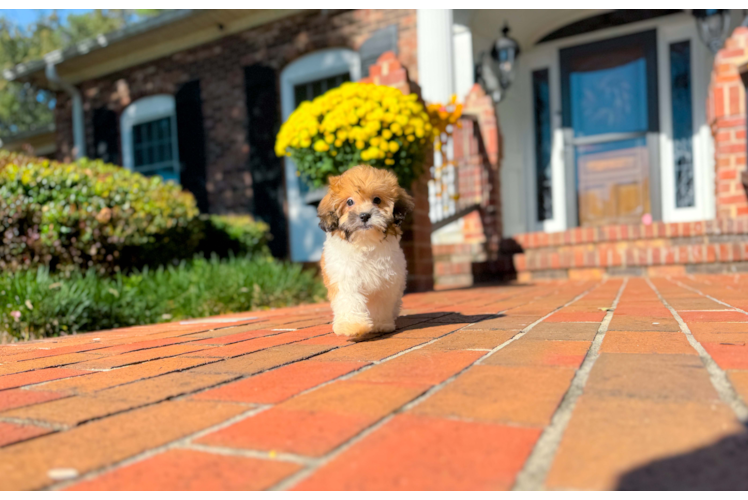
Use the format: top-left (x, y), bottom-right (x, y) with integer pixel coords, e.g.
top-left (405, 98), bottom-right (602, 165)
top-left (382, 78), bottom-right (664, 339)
top-left (560, 30), bottom-right (660, 227)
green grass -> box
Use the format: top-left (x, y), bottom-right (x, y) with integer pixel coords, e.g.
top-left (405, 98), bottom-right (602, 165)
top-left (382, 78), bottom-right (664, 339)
top-left (0, 255), bottom-right (327, 341)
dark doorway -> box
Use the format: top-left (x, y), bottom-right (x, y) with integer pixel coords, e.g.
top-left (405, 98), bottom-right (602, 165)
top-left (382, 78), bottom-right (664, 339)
top-left (244, 64), bottom-right (288, 259)
top-left (92, 107), bottom-right (120, 165)
top-left (175, 80), bottom-right (209, 212)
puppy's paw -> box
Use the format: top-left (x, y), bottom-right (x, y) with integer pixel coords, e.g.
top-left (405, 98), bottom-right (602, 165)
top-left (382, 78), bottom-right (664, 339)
top-left (333, 321), bottom-right (373, 339)
top-left (372, 322), bottom-right (396, 334)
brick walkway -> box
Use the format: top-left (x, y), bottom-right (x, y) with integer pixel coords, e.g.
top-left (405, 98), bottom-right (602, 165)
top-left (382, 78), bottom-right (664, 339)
top-left (1, 276), bottom-right (747, 490)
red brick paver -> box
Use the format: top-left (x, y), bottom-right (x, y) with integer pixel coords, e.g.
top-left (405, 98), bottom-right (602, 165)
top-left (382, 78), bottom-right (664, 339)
top-left (1, 278), bottom-right (747, 491)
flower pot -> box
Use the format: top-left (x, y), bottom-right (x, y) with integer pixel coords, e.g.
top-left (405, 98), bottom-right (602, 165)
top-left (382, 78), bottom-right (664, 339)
top-left (304, 186), bottom-right (328, 208)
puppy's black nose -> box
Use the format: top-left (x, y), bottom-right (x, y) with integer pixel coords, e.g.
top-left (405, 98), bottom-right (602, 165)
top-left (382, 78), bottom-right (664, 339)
top-left (359, 212), bottom-right (372, 223)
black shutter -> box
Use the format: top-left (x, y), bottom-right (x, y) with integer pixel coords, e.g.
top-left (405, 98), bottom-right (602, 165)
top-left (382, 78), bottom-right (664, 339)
top-left (175, 80), bottom-right (209, 212)
top-left (360, 25), bottom-right (398, 77)
top-left (244, 64), bottom-right (288, 259)
top-left (92, 107), bottom-right (120, 164)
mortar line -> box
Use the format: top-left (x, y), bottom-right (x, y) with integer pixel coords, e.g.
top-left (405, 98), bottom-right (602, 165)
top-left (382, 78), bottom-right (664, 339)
top-left (271, 280), bottom-right (605, 491)
top-left (45, 404), bottom-right (272, 491)
top-left (667, 276), bottom-right (748, 315)
top-left (649, 277), bottom-right (748, 422)
top-left (0, 415), bottom-right (67, 431)
top-left (185, 443), bottom-right (314, 466)
top-left (512, 278), bottom-right (628, 491)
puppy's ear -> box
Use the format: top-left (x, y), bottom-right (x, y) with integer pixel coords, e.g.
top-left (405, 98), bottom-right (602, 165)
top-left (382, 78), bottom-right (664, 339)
top-left (393, 187), bottom-right (415, 226)
top-left (317, 176), bottom-right (340, 233)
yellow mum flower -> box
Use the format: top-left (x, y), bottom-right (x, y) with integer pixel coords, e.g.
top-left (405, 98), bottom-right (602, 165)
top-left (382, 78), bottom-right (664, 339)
top-left (275, 80), bottom-right (461, 190)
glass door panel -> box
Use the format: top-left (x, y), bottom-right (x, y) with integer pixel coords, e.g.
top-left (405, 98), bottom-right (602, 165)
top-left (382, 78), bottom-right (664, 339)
top-left (577, 137), bottom-right (650, 226)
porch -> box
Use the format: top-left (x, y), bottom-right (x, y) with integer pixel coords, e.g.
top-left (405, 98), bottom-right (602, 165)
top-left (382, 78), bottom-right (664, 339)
top-left (426, 9), bottom-right (748, 285)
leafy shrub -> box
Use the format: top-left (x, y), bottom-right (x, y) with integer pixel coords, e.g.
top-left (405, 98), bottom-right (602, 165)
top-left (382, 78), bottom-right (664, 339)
top-left (0, 255), bottom-right (326, 341)
top-left (197, 214), bottom-right (270, 259)
top-left (0, 151), bottom-right (200, 273)
top-left (0, 152), bottom-right (272, 273)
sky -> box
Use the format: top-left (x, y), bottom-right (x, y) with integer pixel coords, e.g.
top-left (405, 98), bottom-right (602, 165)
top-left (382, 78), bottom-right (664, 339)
top-left (0, 9), bottom-right (92, 27)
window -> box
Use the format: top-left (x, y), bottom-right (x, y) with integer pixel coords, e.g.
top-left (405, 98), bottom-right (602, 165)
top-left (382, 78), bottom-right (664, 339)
top-left (532, 68), bottom-right (553, 221)
top-left (120, 95), bottom-right (180, 182)
top-left (133, 117), bottom-right (174, 173)
top-left (670, 40), bottom-right (695, 208)
top-left (294, 73), bottom-right (350, 106)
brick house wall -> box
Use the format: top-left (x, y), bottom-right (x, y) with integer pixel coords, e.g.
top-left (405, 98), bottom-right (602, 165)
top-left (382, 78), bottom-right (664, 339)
top-left (54, 9), bottom-right (417, 214)
top-left (708, 25), bottom-right (748, 218)
top-left (431, 84), bottom-right (506, 289)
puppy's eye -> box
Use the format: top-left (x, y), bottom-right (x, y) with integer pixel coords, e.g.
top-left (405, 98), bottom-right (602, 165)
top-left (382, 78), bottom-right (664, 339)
top-left (346, 199), bottom-right (354, 207)
top-left (372, 197), bottom-right (381, 205)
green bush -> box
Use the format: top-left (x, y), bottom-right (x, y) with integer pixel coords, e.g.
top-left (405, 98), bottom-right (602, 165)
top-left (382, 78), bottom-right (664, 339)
top-left (0, 152), bottom-right (272, 273)
top-left (0, 151), bottom-right (200, 273)
top-left (197, 214), bottom-right (270, 259)
top-left (0, 255), bottom-right (326, 341)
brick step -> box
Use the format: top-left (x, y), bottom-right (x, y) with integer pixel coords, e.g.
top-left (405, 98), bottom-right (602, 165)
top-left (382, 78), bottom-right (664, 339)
top-left (512, 219), bottom-right (748, 281)
top-left (514, 218), bottom-right (748, 250)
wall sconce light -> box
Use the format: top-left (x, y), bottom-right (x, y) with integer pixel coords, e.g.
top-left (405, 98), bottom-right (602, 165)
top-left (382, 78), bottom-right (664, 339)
top-left (692, 9), bottom-right (731, 54)
top-left (476, 22), bottom-right (520, 103)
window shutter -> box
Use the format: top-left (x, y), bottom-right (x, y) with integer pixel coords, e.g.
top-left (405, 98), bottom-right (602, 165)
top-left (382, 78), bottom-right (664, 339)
top-left (92, 107), bottom-right (120, 165)
top-left (175, 80), bottom-right (209, 212)
top-left (359, 25), bottom-right (398, 78)
top-left (244, 64), bottom-right (288, 259)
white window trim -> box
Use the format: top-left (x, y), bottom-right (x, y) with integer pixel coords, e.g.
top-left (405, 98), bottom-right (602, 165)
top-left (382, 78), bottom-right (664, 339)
top-left (657, 21), bottom-right (716, 222)
top-left (120, 94), bottom-right (181, 181)
top-left (280, 48), bottom-right (361, 262)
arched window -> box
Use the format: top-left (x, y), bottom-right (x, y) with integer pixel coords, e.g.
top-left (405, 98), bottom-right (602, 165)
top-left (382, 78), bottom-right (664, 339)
top-left (120, 94), bottom-right (180, 182)
top-left (280, 48), bottom-right (361, 262)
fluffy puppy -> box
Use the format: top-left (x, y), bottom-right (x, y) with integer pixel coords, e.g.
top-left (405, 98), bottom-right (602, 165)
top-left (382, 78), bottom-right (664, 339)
top-left (317, 165), bottom-right (414, 340)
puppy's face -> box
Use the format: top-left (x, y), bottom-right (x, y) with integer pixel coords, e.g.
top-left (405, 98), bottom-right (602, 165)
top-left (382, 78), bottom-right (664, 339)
top-left (317, 165), bottom-right (414, 242)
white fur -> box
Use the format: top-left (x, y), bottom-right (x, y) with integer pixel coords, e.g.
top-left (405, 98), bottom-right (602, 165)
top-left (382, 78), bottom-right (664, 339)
top-left (323, 230), bottom-right (406, 336)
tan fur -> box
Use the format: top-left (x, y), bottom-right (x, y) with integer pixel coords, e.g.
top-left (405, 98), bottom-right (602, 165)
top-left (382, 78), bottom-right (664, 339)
top-left (319, 254), bottom-right (338, 301)
top-left (317, 165), bottom-right (414, 340)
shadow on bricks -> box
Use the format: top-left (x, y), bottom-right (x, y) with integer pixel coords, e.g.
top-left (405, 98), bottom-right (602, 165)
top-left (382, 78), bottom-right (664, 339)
top-left (352, 312), bottom-right (502, 343)
top-left (616, 424), bottom-right (748, 490)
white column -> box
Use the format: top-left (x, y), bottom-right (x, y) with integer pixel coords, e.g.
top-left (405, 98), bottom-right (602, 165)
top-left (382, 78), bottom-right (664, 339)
top-left (417, 9), bottom-right (455, 104)
top-left (452, 23), bottom-right (475, 100)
